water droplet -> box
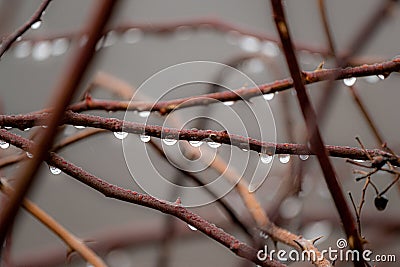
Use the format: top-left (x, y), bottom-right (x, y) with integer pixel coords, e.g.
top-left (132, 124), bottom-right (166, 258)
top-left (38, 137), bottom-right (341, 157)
top-left (162, 138), bottom-right (177, 146)
top-left (377, 74), bottom-right (385, 80)
top-left (263, 93), bottom-right (274, 101)
top-left (114, 132), bottom-right (128, 140)
top-left (279, 154), bottom-right (290, 164)
top-left (299, 154), bottom-right (309, 161)
top-left (0, 140), bottom-right (10, 149)
top-left (86, 263), bottom-right (94, 267)
top-left (24, 128), bottom-right (30, 131)
top-left (26, 152), bottom-right (33, 158)
top-left (74, 125), bottom-right (85, 129)
top-left (16, 36), bottom-right (22, 42)
top-left (188, 224), bottom-right (197, 231)
top-left (4, 126), bottom-right (12, 130)
top-left (31, 20), bottom-right (42, 30)
top-left (139, 134), bottom-right (150, 143)
top-left (51, 38), bottom-right (69, 56)
top-left (207, 141), bottom-right (221, 148)
top-left (49, 166), bottom-right (61, 175)
top-left (239, 36), bottom-right (260, 53)
top-left (260, 153), bottom-right (273, 164)
top-left (103, 31), bottom-right (118, 47)
top-left (223, 101), bottom-right (235, 106)
top-left (14, 41), bottom-right (32, 58)
top-left (95, 36), bottom-right (105, 51)
top-left (174, 26), bottom-right (193, 40)
top-left (189, 140), bottom-right (203, 147)
top-left (365, 75), bottom-right (380, 84)
top-left (243, 58), bottom-right (265, 73)
top-left (138, 111), bottom-right (150, 118)
top-left (343, 77), bottom-right (356, 87)
top-left (123, 28), bottom-right (143, 44)
top-left (279, 197), bottom-right (302, 219)
top-left (32, 41), bottom-right (52, 61)
top-left (261, 41), bottom-right (280, 57)
top-left (225, 30), bottom-right (240, 45)
top-left (42, 125), bottom-right (48, 129)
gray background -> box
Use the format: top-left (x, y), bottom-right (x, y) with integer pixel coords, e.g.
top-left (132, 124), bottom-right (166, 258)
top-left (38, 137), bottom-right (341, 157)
top-left (0, 0), bottom-right (399, 266)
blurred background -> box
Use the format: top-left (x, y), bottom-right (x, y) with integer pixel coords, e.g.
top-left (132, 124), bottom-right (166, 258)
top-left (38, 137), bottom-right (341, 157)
top-left (0, 0), bottom-right (399, 266)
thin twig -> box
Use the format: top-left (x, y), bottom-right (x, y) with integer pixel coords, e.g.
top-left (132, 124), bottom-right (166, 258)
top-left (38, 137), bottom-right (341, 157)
top-left (0, 0), bottom-right (52, 58)
top-left (0, 129), bottom-right (283, 267)
top-left (0, 180), bottom-right (107, 267)
top-left (1, 112), bottom-right (398, 165)
top-left (0, 0), bottom-right (119, 248)
top-left (269, 1), bottom-right (364, 266)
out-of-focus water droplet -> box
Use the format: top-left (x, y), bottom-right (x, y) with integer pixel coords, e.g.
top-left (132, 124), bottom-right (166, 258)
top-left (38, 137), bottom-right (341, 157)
top-left (74, 125), bottom-right (85, 129)
top-left (299, 154), bottom-right (309, 161)
top-left (239, 36), bottom-right (260, 53)
top-left (174, 26), bottom-right (193, 40)
top-left (86, 263), bottom-right (94, 267)
top-left (31, 20), bottom-right (42, 30)
top-left (223, 101), bottom-right (235, 106)
top-left (189, 140), bottom-right (203, 147)
top-left (302, 220), bottom-right (332, 240)
top-left (32, 41), bottom-right (52, 61)
top-left (343, 77), bottom-right (356, 87)
top-left (49, 166), bottom-right (61, 175)
top-left (279, 154), bottom-right (290, 164)
top-left (114, 132), bottom-right (128, 140)
top-left (188, 224), bottom-right (197, 231)
top-left (139, 134), bottom-right (150, 143)
top-left (207, 141), bottom-right (221, 148)
top-left (260, 153), bottom-right (273, 164)
top-left (0, 140), bottom-right (10, 149)
top-left (263, 93), bottom-right (274, 101)
top-left (225, 30), bottom-right (240, 45)
top-left (51, 38), bottom-right (69, 56)
top-left (244, 58), bottom-right (265, 73)
top-left (365, 75), bottom-right (380, 84)
top-left (162, 138), bottom-right (177, 146)
top-left (14, 41), bottom-right (32, 58)
top-left (4, 126), bottom-right (12, 130)
top-left (377, 74), bottom-right (385, 80)
top-left (138, 111), bottom-right (150, 118)
top-left (279, 197), bottom-right (302, 219)
top-left (123, 28), bottom-right (143, 44)
top-left (24, 128), bottom-right (30, 131)
top-left (261, 41), bottom-right (280, 57)
top-left (103, 31), bottom-right (118, 47)
top-left (26, 152), bottom-right (33, 158)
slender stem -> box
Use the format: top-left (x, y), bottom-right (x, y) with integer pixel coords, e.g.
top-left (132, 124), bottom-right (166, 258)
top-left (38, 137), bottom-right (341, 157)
top-left (0, 181), bottom-right (108, 267)
top-left (269, 1), bottom-right (365, 266)
top-left (0, 129), bottom-right (283, 267)
top-left (0, 0), bottom-right (119, 248)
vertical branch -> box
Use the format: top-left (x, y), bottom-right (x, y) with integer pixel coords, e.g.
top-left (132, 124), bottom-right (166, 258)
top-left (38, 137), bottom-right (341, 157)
top-left (269, 1), bottom-right (364, 267)
top-left (0, 0), bottom-right (119, 246)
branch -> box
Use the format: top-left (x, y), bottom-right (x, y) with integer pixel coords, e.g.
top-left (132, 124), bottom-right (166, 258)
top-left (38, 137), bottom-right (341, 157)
top-left (0, 180), bottom-right (107, 267)
top-left (1, 112), bottom-right (398, 165)
top-left (66, 58), bottom-right (400, 114)
top-left (0, 0), bottom-right (52, 59)
top-left (0, 0), bottom-right (119, 248)
top-left (269, 1), bottom-right (364, 267)
top-left (0, 129), bottom-right (283, 267)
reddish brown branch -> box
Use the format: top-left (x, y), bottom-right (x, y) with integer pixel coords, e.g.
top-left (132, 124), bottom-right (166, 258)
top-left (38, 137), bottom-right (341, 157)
top-left (0, 112), bottom-right (398, 166)
top-left (63, 58), bottom-right (400, 114)
top-left (0, 0), bottom-right (119, 248)
top-left (270, 1), bottom-right (364, 266)
top-left (0, 0), bottom-right (52, 58)
top-left (0, 129), bottom-right (283, 267)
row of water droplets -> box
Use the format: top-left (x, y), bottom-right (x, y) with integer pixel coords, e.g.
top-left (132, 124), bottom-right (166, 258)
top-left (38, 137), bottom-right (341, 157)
top-left (343, 74), bottom-right (386, 87)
